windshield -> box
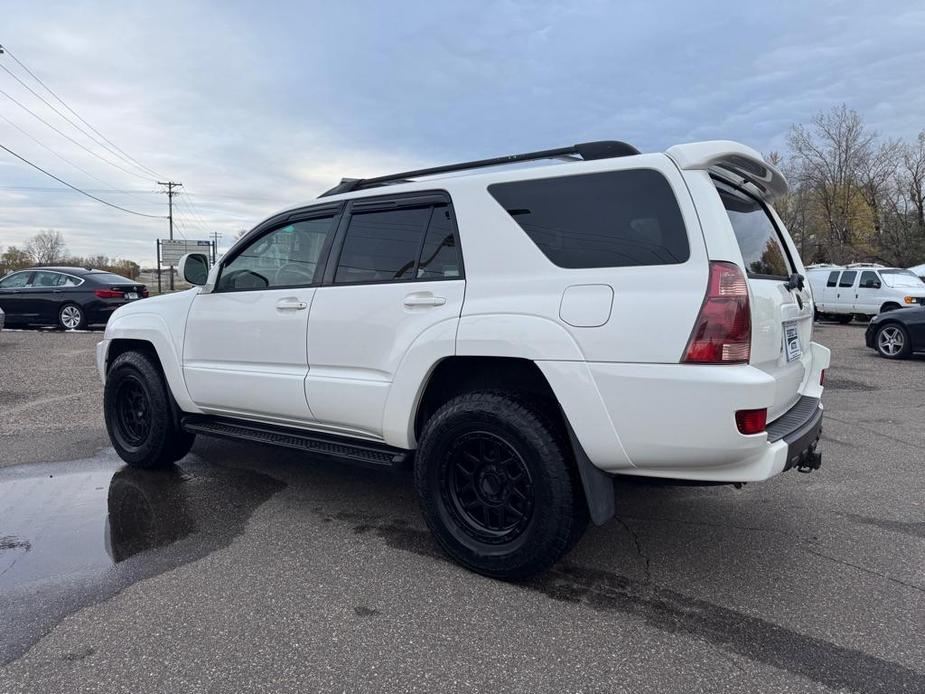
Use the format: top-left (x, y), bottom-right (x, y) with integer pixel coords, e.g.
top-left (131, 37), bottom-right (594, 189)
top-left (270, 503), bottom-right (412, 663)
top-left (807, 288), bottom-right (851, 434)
top-left (880, 269), bottom-right (925, 288)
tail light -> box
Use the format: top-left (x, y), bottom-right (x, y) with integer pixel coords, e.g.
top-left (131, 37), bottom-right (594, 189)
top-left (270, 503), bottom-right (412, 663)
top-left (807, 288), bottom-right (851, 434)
top-left (94, 289), bottom-right (122, 298)
top-left (820, 369), bottom-right (826, 386)
top-left (683, 261), bottom-right (751, 364)
top-left (735, 408), bottom-right (767, 435)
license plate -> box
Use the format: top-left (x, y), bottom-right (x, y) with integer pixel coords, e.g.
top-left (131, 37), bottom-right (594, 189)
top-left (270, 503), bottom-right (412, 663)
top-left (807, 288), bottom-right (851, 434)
top-left (125, 292), bottom-right (138, 300)
top-left (783, 321), bottom-right (802, 362)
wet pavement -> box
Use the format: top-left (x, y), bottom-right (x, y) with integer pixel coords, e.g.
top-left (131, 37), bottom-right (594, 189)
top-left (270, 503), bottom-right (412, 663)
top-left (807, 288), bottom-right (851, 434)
top-left (0, 323), bottom-right (923, 693)
top-left (0, 452), bottom-right (283, 664)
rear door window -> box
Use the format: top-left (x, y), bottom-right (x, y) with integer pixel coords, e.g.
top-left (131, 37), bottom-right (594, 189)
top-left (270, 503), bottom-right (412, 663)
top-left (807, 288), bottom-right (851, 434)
top-left (715, 181), bottom-right (792, 279)
top-left (826, 271), bottom-right (839, 287)
top-left (488, 169), bottom-right (689, 268)
top-left (334, 206), bottom-right (432, 284)
top-left (839, 271), bottom-right (857, 288)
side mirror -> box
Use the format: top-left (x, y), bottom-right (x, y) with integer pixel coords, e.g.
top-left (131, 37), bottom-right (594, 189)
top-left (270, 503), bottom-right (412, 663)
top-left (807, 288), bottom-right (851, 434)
top-left (178, 252), bottom-right (210, 286)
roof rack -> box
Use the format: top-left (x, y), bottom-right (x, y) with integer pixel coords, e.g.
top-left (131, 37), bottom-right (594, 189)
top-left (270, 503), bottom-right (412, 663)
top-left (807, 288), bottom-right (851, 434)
top-left (845, 262), bottom-right (887, 268)
top-left (319, 140), bottom-right (641, 197)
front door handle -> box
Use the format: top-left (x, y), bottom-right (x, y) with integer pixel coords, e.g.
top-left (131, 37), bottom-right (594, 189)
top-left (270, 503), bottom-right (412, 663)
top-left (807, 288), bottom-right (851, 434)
top-left (403, 293), bottom-right (446, 307)
top-left (276, 298), bottom-right (308, 311)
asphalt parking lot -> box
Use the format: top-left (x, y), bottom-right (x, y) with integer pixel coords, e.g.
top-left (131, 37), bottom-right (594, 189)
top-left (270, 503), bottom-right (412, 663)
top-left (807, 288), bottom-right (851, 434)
top-left (0, 323), bottom-right (923, 693)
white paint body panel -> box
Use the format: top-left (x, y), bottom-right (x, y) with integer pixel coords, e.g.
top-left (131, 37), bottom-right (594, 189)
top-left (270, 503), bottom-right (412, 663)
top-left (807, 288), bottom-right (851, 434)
top-left (96, 140), bottom-right (829, 483)
top-left (305, 280), bottom-right (464, 439)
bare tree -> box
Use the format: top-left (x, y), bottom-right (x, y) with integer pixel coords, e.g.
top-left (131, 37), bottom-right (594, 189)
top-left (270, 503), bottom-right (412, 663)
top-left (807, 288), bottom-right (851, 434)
top-left (26, 230), bottom-right (68, 265)
top-left (787, 105), bottom-right (877, 262)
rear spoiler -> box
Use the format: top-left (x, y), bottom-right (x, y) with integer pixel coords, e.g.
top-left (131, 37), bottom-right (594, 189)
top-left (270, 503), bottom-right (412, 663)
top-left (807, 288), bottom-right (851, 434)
top-left (666, 141), bottom-right (788, 200)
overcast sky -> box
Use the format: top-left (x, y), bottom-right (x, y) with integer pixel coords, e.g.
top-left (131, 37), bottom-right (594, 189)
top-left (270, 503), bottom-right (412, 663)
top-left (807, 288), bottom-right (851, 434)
top-left (2, 0), bottom-right (924, 266)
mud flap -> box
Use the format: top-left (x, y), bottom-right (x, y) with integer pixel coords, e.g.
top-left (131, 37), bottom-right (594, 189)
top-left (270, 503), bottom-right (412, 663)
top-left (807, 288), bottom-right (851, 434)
top-left (565, 421), bottom-right (615, 526)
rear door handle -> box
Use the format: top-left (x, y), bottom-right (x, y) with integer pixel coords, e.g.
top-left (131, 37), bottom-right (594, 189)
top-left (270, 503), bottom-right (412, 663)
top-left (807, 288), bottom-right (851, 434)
top-left (403, 293), bottom-right (446, 307)
top-left (276, 298), bottom-right (308, 311)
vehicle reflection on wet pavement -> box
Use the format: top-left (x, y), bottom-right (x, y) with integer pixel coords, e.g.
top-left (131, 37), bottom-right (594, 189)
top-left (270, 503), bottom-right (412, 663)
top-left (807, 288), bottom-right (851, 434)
top-left (0, 451), bottom-right (283, 664)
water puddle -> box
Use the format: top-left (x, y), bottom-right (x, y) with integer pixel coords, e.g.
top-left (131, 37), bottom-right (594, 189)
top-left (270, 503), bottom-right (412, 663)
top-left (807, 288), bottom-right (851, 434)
top-left (0, 451), bottom-right (284, 664)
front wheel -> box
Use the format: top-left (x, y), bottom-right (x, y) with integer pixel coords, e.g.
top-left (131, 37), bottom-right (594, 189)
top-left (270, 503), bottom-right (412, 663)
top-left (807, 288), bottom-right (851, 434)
top-left (875, 323), bottom-right (912, 359)
top-left (59, 303), bottom-right (86, 330)
top-left (414, 391), bottom-right (587, 580)
top-left (104, 351), bottom-right (195, 467)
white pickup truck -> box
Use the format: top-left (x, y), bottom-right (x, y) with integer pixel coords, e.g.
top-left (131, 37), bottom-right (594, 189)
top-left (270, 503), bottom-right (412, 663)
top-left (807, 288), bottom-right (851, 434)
top-left (97, 140), bottom-right (829, 579)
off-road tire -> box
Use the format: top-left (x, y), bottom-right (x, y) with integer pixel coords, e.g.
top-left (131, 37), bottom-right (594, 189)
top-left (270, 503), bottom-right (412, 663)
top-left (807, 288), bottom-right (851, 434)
top-left (414, 390), bottom-right (587, 580)
top-left (104, 351), bottom-right (195, 467)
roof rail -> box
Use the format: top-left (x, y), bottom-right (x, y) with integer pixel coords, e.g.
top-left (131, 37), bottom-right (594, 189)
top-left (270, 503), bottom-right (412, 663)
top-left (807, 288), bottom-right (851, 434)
top-left (319, 140), bottom-right (641, 197)
top-left (845, 262), bottom-right (887, 268)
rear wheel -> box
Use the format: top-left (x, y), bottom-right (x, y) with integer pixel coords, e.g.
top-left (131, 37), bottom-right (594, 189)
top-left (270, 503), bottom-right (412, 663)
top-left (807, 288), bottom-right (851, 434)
top-left (414, 391), bottom-right (587, 580)
top-left (875, 323), bottom-right (912, 359)
top-left (104, 351), bottom-right (195, 467)
top-left (59, 303), bottom-right (86, 330)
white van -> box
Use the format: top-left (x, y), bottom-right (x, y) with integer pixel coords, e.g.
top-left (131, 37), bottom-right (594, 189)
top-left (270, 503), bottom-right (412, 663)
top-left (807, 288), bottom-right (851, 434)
top-left (808, 265), bottom-right (925, 322)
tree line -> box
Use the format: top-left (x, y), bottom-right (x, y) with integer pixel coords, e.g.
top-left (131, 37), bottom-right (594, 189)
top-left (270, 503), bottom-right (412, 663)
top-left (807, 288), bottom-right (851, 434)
top-left (770, 104), bottom-right (924, 267)
top-left (0, 230), bottom-right (141, 279)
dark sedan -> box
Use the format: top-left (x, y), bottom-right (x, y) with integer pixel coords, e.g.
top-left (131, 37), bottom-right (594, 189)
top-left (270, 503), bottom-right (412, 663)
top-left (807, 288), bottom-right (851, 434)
top-left (865, 306), bottom-right (925, 359)
top-left (0, 267), bottom-right (148, 330)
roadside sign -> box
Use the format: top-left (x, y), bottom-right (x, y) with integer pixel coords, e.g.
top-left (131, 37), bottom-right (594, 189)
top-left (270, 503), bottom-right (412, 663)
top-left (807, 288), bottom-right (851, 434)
top-left (159, 239), bottom-right (211, 266)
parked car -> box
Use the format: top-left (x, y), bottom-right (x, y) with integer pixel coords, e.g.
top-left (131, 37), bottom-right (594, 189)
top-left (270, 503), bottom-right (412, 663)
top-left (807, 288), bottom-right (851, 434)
top-left (807, 264), bottom-right (925, 323)
top-left (97, 139), bottom-right (829, 580)
top-left (865, 307), bottom-right (925, 359)
top-left (0, 267), bottom-right (148, 330)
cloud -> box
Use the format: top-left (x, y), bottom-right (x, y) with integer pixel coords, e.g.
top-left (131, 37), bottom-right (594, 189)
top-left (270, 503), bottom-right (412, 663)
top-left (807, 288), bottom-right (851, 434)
top-left (1, 0), bottom-right (923, 265)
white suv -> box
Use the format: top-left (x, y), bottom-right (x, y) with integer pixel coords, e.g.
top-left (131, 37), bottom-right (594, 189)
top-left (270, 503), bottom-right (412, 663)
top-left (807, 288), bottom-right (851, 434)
top-left (97, 140), bottom-right (829, 579)
top-left (808, 264), bottom-right (925, 322)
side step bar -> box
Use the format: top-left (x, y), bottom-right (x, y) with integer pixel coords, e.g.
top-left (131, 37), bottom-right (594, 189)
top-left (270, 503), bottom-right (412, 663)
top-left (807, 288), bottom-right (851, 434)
top-left (181, 415), bottom-right (410, 468)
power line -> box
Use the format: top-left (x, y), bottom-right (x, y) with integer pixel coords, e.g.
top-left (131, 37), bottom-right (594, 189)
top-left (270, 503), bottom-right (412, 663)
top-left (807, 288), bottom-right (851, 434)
top-left (0, 43), bottom-right (164, 179)
top-left (0, 86), bottom-right (155, 182)
top-left (0, 112), bottom-right (160, 208)
top-left (0, 62), bottom-right (158, 181)
top-left (0, 142), bottom-right (166, 219)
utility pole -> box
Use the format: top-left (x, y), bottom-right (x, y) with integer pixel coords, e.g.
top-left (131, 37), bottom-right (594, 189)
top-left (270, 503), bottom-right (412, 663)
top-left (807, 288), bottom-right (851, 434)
top-left (209, 231), bottom-right (222, 264)
top-left (157, 181), bottom-right (182, 289)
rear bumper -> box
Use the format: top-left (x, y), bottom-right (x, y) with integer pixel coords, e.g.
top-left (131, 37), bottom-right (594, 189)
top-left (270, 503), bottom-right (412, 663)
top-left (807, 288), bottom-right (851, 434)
top-left (538, 341), bottom-right (831, 483)
top-left (768, 396), bottom-right (823, 472)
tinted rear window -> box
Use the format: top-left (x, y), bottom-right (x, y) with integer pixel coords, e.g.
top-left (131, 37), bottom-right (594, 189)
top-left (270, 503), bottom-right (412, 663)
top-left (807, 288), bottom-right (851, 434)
top-left (826, 271), bottom-right (839, 287)
top-left (716, 181), bottom-right (791, 279)
top-left (90, 272), bottom-right (136, 285)
top-left (488, 169), bottom-right (689, 269)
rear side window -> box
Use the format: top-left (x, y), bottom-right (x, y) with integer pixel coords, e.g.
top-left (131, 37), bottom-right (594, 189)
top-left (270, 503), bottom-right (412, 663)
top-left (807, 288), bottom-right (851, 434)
top-left (826, 271), bottom-right (839, 287)
top-left (716, 181), bottom-right (791, 279)
top-left (839, 271), bottom-right (857, 287)
top-left (488, 169), bottom-right (689, 269)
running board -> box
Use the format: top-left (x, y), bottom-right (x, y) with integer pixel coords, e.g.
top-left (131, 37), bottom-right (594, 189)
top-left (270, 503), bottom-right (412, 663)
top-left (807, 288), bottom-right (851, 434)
top-left (181, 415), bottom-right (410, 468)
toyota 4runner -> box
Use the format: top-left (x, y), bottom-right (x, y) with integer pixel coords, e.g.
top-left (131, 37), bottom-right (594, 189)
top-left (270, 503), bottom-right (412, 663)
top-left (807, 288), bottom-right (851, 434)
top-left (98, 140), bottom-right (830, 580)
